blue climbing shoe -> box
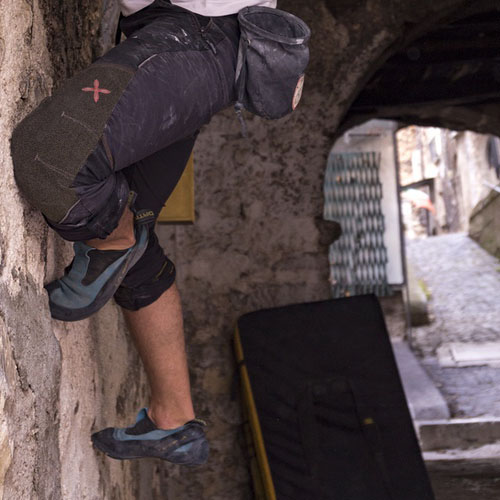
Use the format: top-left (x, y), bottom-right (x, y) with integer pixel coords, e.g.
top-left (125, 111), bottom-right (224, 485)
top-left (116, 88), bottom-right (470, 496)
top-left (45, 223), bottom-right (149, 322)
top-left (91, 408), bottom-right (209, 465)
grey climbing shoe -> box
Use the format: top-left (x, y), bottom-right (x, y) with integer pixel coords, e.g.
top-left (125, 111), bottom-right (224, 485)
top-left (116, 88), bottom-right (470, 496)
top-left (91, 408), bottom-right (209, 465)
top-left (45, 223), bottom-right (149, 322)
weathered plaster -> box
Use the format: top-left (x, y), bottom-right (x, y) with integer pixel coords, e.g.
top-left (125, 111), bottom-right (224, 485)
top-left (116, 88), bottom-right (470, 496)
top-left (1, 1), bottom-right (61, 498)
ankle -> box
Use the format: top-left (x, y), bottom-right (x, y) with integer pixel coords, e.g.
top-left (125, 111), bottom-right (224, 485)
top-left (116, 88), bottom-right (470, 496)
top-left (85, 208), bottom-right (136, 250)
top-left (148, 404), bottom-right (195, 430)
top-left (86, 234), bottom-right (136, 250)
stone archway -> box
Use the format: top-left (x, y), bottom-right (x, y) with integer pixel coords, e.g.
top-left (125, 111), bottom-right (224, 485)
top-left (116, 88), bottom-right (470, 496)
top-left (336, 1), bottom-right (500, 137)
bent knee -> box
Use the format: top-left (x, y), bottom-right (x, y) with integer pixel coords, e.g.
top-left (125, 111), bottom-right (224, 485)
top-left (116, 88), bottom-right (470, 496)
top-left (114, 257), bottom-right (176, 311)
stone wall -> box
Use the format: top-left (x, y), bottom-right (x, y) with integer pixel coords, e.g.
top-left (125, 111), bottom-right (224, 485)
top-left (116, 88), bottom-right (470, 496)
top-left (0, 1), bottom-right (159, 498)
top-left (454, 132), bottom-right (499, 231)
top-left (469, 191), bottom-right (500, 260)
top-left (397, 126), bottom-right (498, 236)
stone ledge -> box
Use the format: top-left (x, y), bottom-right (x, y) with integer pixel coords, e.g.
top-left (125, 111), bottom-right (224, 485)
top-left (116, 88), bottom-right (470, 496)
top-left (418, 417), bottom-right (500, 452)
top-left (392, 340), bottom-right (450, 421)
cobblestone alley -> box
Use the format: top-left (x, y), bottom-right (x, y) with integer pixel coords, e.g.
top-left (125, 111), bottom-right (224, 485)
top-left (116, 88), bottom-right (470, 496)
top-left (407, 232), bottom-right (500, 499)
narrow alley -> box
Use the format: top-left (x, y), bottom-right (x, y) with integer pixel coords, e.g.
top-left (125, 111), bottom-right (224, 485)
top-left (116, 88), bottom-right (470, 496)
top-left (407, 233), bottom-right (500, 499)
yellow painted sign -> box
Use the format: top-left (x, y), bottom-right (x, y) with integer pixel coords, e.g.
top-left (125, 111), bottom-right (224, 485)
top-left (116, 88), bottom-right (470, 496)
top-left (158, 153), bottom-right (195, 223)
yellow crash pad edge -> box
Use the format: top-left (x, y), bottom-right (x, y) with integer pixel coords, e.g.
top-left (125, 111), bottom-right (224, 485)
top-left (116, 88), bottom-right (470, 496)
top-left (234, 327), bottom-right (277, 500)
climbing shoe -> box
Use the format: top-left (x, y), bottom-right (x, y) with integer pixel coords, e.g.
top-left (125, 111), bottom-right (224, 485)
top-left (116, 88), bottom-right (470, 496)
top-left (91, 408), bottom-right (209, 465)
top-left (45, 222), bottom-right (149, 322)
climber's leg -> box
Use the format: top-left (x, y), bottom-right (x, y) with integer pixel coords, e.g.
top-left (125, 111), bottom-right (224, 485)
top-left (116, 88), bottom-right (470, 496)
top-left (91, 134), bottom-right (207, 465)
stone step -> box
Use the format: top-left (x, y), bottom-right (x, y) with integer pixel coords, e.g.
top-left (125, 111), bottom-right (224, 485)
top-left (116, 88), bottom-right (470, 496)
top-left (392, 340), bottom-right (450, 420)
top-left (437, 342), bottom-right (500, 367)
top-left (417, 417), bottom-right (500, 452)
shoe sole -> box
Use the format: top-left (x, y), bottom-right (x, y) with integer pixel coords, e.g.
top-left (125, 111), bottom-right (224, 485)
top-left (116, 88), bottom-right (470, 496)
top-left (47, 225), bottom-right (148, 322)
top-left (91, 433), bottom-right (209, 466)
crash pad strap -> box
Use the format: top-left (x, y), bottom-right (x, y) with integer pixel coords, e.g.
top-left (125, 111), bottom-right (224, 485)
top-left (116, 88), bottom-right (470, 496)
top-left (350, 380), bottom-right (395, 499)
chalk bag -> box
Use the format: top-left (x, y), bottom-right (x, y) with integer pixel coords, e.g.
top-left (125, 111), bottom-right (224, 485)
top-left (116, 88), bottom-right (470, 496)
top-left (235, 6), bottom-right (311, 123)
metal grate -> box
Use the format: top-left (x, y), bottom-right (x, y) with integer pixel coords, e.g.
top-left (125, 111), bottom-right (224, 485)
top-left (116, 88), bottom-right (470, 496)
top-left (324, 152), bottom-right (391, 298)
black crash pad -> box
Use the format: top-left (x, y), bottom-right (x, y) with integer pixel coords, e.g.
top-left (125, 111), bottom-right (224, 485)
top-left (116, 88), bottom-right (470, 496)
top-left (236, 295), bottom-right (435, 500)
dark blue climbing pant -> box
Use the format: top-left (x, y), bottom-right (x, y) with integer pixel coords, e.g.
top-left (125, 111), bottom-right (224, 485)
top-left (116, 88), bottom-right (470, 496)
top-left (11, 0), bottom-right (240, 310)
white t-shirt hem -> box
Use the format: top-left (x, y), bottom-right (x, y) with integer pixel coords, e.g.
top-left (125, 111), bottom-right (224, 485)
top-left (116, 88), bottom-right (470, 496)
top-left (120, 0), bottom-right (277, 17)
